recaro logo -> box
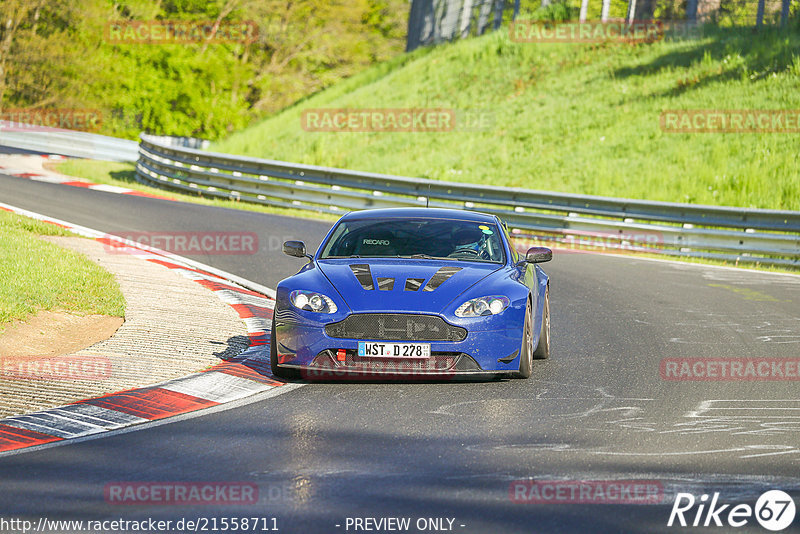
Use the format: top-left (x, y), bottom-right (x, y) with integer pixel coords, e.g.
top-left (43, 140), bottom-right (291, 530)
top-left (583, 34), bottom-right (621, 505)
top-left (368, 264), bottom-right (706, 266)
top-left (363, 239), bottom-right (390, 246)
top-left (667, 490), bottom-right (796, 531)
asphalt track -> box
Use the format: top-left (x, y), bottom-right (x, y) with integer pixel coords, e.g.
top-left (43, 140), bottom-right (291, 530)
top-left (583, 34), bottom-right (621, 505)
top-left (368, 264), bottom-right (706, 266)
top-left (1, 167), bottom-right (799, 533)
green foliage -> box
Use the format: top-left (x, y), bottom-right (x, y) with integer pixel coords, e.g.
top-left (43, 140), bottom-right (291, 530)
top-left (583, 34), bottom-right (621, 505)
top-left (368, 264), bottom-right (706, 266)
top-left (0, 0), bottom-right (408, 140)
top-left (521, 1), bottom-right (580, 22)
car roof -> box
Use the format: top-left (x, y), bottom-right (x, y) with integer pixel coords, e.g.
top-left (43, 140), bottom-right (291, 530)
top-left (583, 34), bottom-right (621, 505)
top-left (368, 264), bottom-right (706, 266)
top-left (341, 207), bottom-right (499, 224)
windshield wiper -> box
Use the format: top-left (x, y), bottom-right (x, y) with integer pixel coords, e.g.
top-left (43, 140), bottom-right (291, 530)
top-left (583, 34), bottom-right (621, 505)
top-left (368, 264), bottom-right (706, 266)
top-left (399, 254), bottom-right (470, 261)
top-left (402, 254), bottom-right (446, 260)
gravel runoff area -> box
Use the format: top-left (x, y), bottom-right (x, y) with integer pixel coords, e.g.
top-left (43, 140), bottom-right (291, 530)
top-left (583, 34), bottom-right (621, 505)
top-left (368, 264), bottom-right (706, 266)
top-left (0, 236), bottom-right (249, 418)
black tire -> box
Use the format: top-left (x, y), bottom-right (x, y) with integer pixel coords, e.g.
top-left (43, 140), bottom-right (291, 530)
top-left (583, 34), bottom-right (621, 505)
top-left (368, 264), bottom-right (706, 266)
top-left (514, 300), bottom-right (534, 379)
top-left (270, 316), bottom-right (299, 380)
top-left (533, 286), bottom-right (550, 360)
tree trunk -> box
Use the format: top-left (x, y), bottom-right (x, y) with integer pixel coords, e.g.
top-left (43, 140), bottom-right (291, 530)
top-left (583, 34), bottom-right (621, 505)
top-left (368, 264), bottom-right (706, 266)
top-left (626, 0), bottom-right (637, 23)
top-left (459, 0), bottom-right (473, 38)
top-left (406, 0), bottom-right (435, 51)
top-left (441, 0), bottom-right (463, 40)
top-left (580, 0), bottom-right (589, 21)
top-left (633, 0), bottom-right (656, 20)
top-left (756, 0), bottom-right (766, 28)
top-left (493, 0), bottom-right (504, 30)
top-left (686, 0), bottom-right (698, 22)
top-left (601, 0), bottom-right (611, 21)
top-left (780, 0), bottom-right (790, 26)
top-left (477, 0), bottom-right (493, 34)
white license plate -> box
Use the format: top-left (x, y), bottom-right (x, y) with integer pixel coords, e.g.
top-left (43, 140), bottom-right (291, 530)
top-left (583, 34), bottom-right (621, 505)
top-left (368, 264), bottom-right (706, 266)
top-left (357, 341), bottom-right (431, 358)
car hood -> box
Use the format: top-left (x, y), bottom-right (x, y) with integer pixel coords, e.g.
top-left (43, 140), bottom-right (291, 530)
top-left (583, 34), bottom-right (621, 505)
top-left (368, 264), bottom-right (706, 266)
top-left (317, 258), bottom-right (501, 314)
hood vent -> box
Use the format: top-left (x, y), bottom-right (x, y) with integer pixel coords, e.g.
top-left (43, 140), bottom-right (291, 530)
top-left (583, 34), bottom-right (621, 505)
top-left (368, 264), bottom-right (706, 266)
top-left (349, 264), bottom-right (374, 290)
top-left (404, 278), bottom-right (425, 292)
top-left (349, 264), bottom-right (461, 293)
top-left (376, 277), bottom-right (395, 291)
top-left (423, 266), bottom-right (462, 292)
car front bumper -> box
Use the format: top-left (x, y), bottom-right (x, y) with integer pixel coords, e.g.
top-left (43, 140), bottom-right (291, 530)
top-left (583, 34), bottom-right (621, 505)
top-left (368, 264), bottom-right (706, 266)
top-left (273, 313), bottom-right (526, 377)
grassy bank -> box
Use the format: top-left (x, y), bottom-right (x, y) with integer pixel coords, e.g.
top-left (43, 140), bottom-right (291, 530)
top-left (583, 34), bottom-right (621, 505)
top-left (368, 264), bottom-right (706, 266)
top-left (213, 25), bottom-right (800, 210)
top-left (0, 212), bottom-right (125, 330)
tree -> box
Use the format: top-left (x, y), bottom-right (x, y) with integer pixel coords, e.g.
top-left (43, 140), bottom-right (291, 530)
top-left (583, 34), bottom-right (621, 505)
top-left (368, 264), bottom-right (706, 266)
top-left (580, 0), bottom-right (589, 22)
top-left (601, 0), bottom-right (611, 21)
top-left (1, 0), bottom-right (408, 138)
top-left (780, 0), bottom-right (790, 26)
top-left (0, 0), bottom-right (47, 113)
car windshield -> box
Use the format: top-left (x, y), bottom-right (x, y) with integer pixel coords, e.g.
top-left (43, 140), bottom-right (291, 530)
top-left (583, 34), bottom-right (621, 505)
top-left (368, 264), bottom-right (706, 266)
top-left (319, 217), bottom-right (506, 263)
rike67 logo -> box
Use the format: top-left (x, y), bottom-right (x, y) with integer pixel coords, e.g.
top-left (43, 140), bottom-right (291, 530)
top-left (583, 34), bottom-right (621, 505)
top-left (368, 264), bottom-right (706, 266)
top-left (668, 490), bottom-right (796, 531)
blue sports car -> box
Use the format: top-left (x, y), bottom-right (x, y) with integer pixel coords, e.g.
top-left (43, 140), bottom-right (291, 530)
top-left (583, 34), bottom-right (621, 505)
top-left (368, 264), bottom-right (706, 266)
top-left (270, 207), bottom-right (551, 380)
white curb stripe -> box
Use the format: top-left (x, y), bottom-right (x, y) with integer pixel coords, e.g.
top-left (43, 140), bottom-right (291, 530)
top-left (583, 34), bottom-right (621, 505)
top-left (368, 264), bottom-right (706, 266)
top-left (89, 184), bottom-right (133, 194)
top-left (160, 371), bottom-right (273, 404)
top-left (1, 405), bottom-right (148, 439)
top-left (215, 289), bottom-right (275, 309)
top-left (172, 268), bottom-right (228, 283)
top-left (243, 317), bottom-right (271, 334)
top-left (29, 175), bottom-right (70, 184)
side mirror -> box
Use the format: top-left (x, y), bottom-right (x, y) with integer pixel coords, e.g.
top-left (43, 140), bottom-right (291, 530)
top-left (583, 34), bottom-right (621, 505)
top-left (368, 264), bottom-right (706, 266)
top-left (283, 240), bottom-right (310, 259)
top-left (524, 246), bottom-right (552, 263)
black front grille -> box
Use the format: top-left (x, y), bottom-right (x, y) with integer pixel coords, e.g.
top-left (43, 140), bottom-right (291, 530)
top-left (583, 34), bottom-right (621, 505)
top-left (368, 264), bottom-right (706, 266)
top-left (325, 314), bottom-right (467, 342)
top-left (310, 350), bottom-right (482, 373)
top-left (346, 352), bottom-right (457, 371)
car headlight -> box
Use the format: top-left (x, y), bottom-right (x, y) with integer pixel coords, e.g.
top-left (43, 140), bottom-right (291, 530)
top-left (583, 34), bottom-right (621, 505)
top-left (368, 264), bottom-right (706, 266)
top-left (290, 290), bottom-right (338, 313)
top-left (455, 295), bottom-right (510, 317)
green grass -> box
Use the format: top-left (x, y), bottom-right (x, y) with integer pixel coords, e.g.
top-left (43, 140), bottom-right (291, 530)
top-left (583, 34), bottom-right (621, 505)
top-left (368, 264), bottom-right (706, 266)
top-left (212, 25), bottom-right (800, 211)
top-left (53, 159), bottom-right (338, 223)
top-left (0, 211), bottom-right (126, 330)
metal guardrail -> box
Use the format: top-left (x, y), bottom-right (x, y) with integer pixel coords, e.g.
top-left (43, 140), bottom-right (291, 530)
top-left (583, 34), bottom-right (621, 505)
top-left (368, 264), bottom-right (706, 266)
top-left (0, 126), bottom-right (139, 162)
top-left (135, 133), bottom-right (799, 267)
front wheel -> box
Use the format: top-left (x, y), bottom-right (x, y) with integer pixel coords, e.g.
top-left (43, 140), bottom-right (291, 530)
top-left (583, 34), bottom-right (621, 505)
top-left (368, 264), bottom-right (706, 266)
top-left (533, 286), bottom-right (550, 360)
top-left (514, 300), bottom-right (534, 379)
top-left (270, 316), bottom-right (299, 380)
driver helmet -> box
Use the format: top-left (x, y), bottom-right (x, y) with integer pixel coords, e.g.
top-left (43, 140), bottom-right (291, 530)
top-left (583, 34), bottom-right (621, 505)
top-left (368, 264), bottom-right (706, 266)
top-left (452, 226), bottom-right (483, 252)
